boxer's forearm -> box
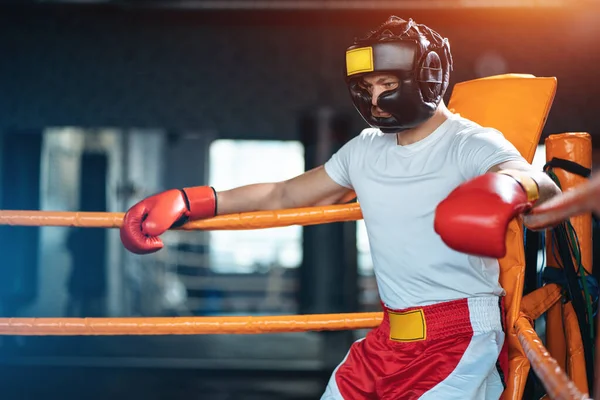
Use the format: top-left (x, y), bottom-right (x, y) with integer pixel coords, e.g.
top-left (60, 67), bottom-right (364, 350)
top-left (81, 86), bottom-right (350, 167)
top-left (216, 183), bottom-right (286, 215)
top-left (215, 166), bottom-right (351, 215)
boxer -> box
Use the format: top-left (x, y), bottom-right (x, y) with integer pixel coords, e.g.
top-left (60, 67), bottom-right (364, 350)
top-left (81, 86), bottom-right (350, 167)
top-left (120, 16), bottom-right (561, 399)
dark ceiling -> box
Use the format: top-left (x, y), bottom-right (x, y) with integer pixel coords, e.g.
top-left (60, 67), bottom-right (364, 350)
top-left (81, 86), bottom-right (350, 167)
top-left (0, 0), bottom-right (593, 9)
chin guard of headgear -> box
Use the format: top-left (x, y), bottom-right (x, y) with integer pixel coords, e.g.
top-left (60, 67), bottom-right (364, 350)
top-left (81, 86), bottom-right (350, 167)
top-left (345, 16), bottom-right (453, 134)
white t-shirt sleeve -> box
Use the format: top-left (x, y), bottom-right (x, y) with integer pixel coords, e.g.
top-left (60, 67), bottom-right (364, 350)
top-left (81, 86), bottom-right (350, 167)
top-left (323, 137), bottom-right (357, 189)
top-left (457, 128), bottom-right (526, 180)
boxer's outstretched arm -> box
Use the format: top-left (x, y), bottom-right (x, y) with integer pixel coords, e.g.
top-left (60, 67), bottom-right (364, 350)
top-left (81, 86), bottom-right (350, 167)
top-left (216, 165), bottom-right (353, 215)
top-left (120, 165), bottom-right (352, 254)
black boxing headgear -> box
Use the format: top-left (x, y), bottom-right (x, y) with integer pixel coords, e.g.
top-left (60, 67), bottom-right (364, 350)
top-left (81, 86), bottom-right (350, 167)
top-left (345, 16), bottom-right (453, 134)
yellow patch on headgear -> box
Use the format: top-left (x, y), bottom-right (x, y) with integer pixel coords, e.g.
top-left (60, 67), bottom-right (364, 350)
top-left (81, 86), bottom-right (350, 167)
top-left (346, 47), bottom-right (374, 76)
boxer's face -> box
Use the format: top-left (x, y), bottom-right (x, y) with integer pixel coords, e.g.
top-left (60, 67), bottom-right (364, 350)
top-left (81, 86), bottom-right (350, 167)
top-left (358, 73), bottom-right (400, 118)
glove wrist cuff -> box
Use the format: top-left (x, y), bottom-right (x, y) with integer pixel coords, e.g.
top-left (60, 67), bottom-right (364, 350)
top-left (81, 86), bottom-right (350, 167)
top-left (497, 169), bottom-right (539, 203)
top-left (181, 186), bottom-right (217, 220)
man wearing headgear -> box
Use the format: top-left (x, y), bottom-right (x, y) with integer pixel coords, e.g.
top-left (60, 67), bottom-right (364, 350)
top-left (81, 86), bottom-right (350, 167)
top-left (119, 16), bottom-right (561, 399)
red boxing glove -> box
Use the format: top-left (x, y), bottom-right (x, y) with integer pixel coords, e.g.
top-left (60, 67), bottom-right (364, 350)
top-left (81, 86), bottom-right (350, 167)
top-left (120, 186), bottom-right (216, 254)
top-left (434, 170), bottom-right (539, 258)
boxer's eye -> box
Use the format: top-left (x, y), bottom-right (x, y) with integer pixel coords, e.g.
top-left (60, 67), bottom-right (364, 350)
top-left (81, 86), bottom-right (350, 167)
top-left (358, 81), bottom-right (372, 93)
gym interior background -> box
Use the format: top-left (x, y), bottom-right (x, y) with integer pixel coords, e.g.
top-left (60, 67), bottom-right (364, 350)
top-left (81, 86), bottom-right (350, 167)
top-left (0, 0), bottom-right (599, 398)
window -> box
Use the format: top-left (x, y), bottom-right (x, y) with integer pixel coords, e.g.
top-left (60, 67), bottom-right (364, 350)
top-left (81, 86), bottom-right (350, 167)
top-left (208, 139), bottom-right (305, 273)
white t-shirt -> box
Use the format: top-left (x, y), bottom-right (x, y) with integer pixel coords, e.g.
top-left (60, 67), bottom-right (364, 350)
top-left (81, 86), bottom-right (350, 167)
top-left (324, 113), bottom-right (526, 310)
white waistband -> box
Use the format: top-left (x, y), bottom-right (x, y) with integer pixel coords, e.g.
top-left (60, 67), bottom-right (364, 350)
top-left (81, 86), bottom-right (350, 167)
top-left (467, 297), bottom-right (504, 334)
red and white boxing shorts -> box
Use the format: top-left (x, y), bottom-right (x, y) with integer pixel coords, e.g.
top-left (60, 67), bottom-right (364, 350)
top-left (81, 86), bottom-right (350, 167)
top-left (321, 296), bottom-right (507, 399)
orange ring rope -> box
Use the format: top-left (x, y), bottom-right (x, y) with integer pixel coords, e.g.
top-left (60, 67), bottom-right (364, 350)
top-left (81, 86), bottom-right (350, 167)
top-left (0, 203), bottom-right (363, 230)
top-left (0, 312), bottom-right (382, 336)
top-left (515, 317), bottom-right (591, 400)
